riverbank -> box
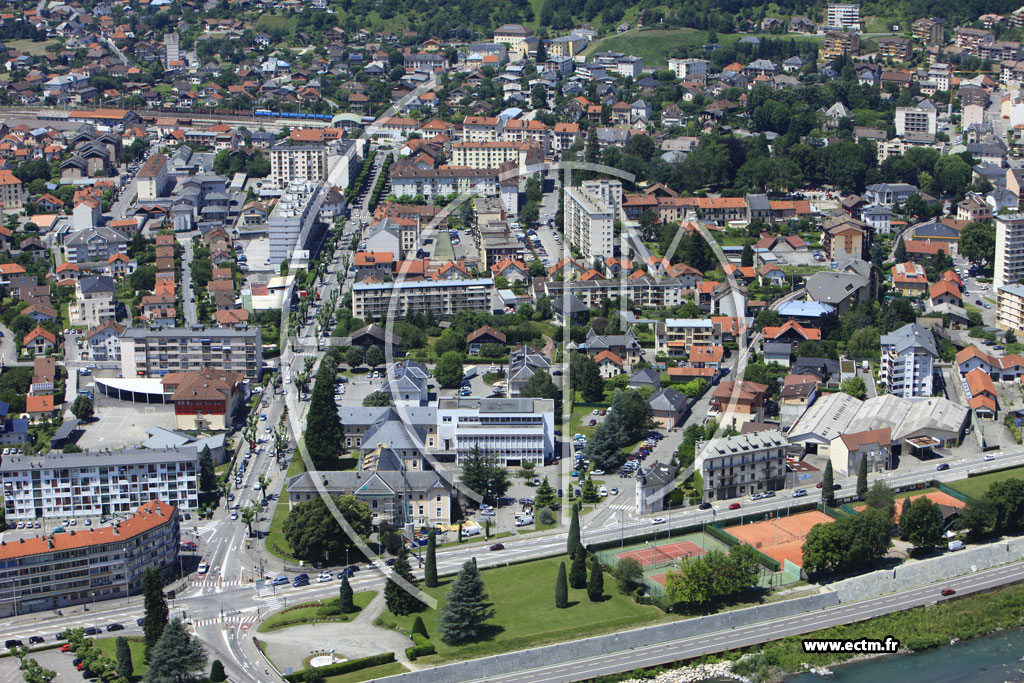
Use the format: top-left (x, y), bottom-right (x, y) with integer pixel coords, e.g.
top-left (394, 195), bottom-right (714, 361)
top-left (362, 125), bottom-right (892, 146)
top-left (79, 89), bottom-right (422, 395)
top-left (585, 580), bottom-right (1024, 683)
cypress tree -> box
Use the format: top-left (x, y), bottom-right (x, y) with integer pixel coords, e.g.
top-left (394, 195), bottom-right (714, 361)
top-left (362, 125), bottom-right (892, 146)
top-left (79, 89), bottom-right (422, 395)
top-left (822, 460), bottom-right (835, 507)
top-left (424, 530), bottom-right (438, 588)
top-left (857, 456), bottom-right (869, 497)
top-left (411, 615), bottom-right (427, 639)
top-left (586, 555), bottom-right (604, 602)
top-left (567, 505), bottom-right (581, 557)
top-left (115, 636), bottom-right (133, 680)
top-left (209, 660), bottom-right (227, 682)
top-left (142, 567), bottom-right (168, 660)
top-left (569, 545), bottom-right (587, 589)
top-left (338, 575), bottom-right (355, 613)
top-left (555, 561), bottom-right (568, 608)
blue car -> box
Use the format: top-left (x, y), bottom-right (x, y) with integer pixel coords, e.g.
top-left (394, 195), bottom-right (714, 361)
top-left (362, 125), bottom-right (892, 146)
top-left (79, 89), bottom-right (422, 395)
top-left (271, 576), bottom-right (289, 586)
top-left (293, 577), bottom-right (309, 587)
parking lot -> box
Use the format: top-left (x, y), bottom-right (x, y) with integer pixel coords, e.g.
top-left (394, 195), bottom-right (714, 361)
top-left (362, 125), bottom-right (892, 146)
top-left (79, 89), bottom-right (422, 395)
top-left (0, 647), bottom-right (83, 683)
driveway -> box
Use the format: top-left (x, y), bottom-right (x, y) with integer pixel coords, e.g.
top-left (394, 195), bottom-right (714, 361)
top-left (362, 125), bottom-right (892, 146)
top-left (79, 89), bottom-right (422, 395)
top-left (258, 593), bottom-right (412, 671)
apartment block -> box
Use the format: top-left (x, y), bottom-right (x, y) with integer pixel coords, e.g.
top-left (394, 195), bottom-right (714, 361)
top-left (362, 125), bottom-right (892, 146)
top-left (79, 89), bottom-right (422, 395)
top-left (351, 278), bottom-right (495, 321)
top-left (0, 170), bottom-right (24, 210)
top-left (895, 104), bottom-right (937, 138)
top-left (876, 36), bottom-right (911, 60)
top-left (119, 326), bottom-right (263, 379)
top-left (822, 30), bottom-right (860, 58)
top-left (391, 165), bottom-right (501, 200)
top-left (912, 17), bottom-right (944, 45)
top-left (269, 143), bottom-right (328, 188)
top-left (668, 58), bottom-right (710, 81)
top-left (826, 3), bottom-right (860, 29)
top-left (654, 318), bottom-right (717, 357)
top-left (545, 276), bottom-right (689, 309)
top-left (696, 430), bottom-right (787, 501)
top-left (564, 179), bottom-right (621, 263)
top-left (449, 141), bottom-right (540, 169)
top-left (879, 322), bottom-right (937, 398)
top-left (995, 214), bottom-right (1024, 290)
top-left (0, 501), bottom-right (179, 618)
top-left (136, 153), bottom-right (169, 200)
top-left (1, 450), bottom-right (199, 520)
top-left (462, 116), bottom-right (504, 142)
top-left (436, 397), bottom-right (555, 467)
top-left (997, 283), bottom-right (1024, 332)
top-left (268, 180), bottom-right (328, 265)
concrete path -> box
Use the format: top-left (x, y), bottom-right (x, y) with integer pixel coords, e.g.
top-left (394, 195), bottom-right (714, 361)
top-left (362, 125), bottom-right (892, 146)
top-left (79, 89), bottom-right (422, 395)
top-left (259, 592), bottom-right (414, 672)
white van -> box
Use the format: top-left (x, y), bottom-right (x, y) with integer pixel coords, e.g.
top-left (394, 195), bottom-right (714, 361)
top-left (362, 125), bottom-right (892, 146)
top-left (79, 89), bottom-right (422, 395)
top-left (948, 540), bottom-right (965, 551)
top-left (461, 525), bottom-right (482, 537)
top-left (515, 515), bottom-right (534, 527)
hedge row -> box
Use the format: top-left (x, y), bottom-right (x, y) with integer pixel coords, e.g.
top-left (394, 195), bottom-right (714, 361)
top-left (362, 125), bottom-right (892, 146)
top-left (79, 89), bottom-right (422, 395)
top-left (283, 652), bottom-right (395, 682)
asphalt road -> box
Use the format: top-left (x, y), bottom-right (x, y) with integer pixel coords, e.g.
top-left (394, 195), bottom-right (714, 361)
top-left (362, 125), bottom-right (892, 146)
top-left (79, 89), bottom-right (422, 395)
top-left (467, 559), bottom-right (1024, 683)
top-left (179, 234), bottom-right (199, 326)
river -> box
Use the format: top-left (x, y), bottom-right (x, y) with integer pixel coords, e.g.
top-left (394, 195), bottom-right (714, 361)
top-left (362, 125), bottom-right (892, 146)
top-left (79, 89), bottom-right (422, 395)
top-left (785, 628), bottom-right (1024, 683)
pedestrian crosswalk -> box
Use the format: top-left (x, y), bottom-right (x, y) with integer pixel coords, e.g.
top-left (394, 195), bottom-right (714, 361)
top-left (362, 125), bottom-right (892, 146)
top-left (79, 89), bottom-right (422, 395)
top-left (607, 504), bottom-right (634, 511)
top-left (192, 615), bottom-right (259, 629)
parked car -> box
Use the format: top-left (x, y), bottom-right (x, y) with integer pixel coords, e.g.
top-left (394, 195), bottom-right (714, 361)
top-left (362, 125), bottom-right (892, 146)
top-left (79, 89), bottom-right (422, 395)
top-left (106, 624), bottom-right (124, 632)
top-left (698, 502), bottom-right (712, 510)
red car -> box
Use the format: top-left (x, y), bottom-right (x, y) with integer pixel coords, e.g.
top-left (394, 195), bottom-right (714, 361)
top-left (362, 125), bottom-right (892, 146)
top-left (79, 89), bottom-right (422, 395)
top-left (588, 419), bottom-right (597, 426)
top-left (60, 644), bottom-right (72, 652)
top-left (489, 543), bottom-right (505, 551)
top-left (729, 502), bottom-right (741, 510)
top-left (941, 588), bottom-right (956, 596)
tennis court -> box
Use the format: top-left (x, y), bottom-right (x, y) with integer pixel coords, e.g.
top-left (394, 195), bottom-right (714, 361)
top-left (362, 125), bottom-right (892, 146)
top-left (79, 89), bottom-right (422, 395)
top-left (616, 539), bottom-right (705, 567)
top-left (726, 510), bottom-right (834, 568)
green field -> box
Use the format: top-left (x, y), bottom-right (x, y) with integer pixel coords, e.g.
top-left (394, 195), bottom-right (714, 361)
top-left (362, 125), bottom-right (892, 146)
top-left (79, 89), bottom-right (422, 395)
top-left (946, 466), bottom-right (1024, 500)
top-left (4, 39), bottom-right (59, 56)
top-left (95, 637), bottom-right (147, 679)
top-left (583, 27), bottom-right (822, 66)
top-left (324, 662), bottom-right (407, 683)
top-left (257, 591), bottom-right (376, 632)
top-left (378, 555), bottom-right (670, 662)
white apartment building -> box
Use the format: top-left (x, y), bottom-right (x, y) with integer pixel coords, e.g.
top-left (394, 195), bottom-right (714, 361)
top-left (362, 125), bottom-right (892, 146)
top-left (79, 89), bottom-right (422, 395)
top-left (667, 58), bottom-right (710, 81)
top-left (390, 166), bottom-right (500, 200)
top-left (696, 430), bottom-right (787, 501)
top-left (895, 104), bottom-right (937, 138)
top-left (462, 116), bottom-right (504, 142)
top-left (436, 397), bottom-right (555, 467)
top-left (136, 153), bottom-right (170, 200)
top-left (564, 179), bottom-right (622, 263)
top-left (655, 318), bottom-right (717, 356)
top-left (826, 3), bottom-right (860, 29)
top-left (352, 278), bottom-right (495, 321)
top-left (119, 325), bottom-right (263, 379)
top-left (995, 213), bottom-right (1024, 290)
top-left (269, 143), bottom-right (328, 188)
top-left (1, 449), bottom-right (199, 520)
top-left (70, 276), bottom-right (116, 328)
top-left (545, 276), bottom-right (690, 309)
top-left (267, 180), bottom-right (328, 264)
top-left (879, 323), bottom-right (938, 398)
top-left (0, 500), bottom-right (179, 618)
top-left (449, 141), bottom-right (539, 169)
top-left (997, 283), bottom-right (1024, 332)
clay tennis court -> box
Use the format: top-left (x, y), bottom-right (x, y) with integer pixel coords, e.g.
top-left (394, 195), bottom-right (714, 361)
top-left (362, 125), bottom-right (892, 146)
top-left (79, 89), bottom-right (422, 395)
top-left (727, 510), bottom-right (835, 568)
top-left (616, 539), bottom-right (706, 567)
top-left (853, 490), bottom-right (965, 523)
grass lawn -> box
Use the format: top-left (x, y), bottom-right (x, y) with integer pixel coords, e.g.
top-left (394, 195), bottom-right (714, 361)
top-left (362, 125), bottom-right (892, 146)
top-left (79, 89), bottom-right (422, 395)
top-left (323, 662), bottom-right (407, 683)
top-left (257, 591), bottom-right (376, 632)
top-left (946, 466), bottom-right (1024, 500)
top-left (377, 555), bottom-right (670, 662)
top-left (266, 492), bottom-right (296, 560)
top-left (582, 28), bottom-right (820, 66)
top-left (95, 636), bottom-right (146, 679)
top-left (4, 39), bottom-right (58, 55)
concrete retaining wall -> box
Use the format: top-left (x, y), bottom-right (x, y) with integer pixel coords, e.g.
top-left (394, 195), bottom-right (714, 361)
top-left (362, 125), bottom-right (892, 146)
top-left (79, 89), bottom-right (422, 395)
top-left (373, 592), bottom-right (840, 683)
top-left (829, 536), bottom-right (1024, 603)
